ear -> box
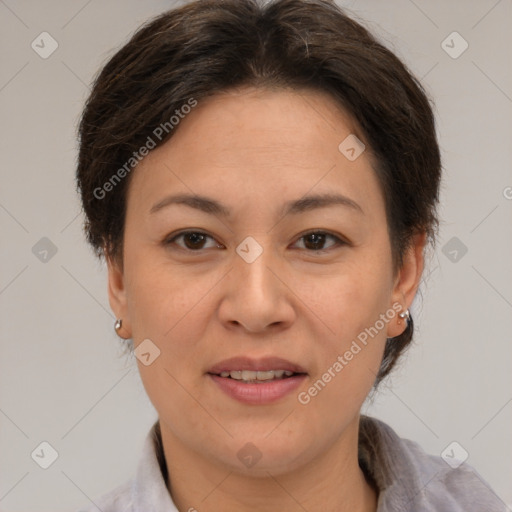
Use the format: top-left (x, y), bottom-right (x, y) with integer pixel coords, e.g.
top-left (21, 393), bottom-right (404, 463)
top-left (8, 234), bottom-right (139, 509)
top-left (106, 252), bottom-right (132, 339)
top-left (386, 231), bottom-right (427, 338)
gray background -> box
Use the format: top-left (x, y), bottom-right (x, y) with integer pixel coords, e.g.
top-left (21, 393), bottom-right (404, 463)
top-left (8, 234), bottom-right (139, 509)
top-left (1, 0), bottom-right (511, 510)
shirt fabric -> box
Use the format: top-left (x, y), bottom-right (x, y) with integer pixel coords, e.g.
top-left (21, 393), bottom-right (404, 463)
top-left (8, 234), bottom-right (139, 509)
top-left (76, 415), bottom-right (506, 511)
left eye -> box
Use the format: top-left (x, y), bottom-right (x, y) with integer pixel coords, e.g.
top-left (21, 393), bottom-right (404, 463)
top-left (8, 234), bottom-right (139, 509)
top-left (292, 231), bottom-right (344, 252)
top-left (165, 230), bottom-right (344, 252)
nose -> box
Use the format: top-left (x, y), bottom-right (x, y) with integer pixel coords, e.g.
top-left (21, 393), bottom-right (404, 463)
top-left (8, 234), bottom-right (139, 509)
top-left (217, 241), bottom-right (296, 334)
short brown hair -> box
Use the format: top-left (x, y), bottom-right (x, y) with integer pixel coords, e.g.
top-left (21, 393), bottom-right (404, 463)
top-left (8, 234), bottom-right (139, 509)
top-left (76, 0), bottom-right (441, 384)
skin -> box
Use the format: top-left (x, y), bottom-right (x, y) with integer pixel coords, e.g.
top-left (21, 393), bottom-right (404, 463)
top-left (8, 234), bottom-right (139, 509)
top-left (107, 86), bottom-right (426, 512)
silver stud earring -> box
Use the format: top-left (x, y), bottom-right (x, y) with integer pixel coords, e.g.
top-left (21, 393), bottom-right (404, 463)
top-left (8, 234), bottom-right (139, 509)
top-left (114, 318), bottom-right (122, 333)
top-left (399, 309), bottom-right (410, 325)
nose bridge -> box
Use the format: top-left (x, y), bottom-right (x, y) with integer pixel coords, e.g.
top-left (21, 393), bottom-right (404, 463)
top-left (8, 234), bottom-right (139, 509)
top-left (234, 234), bottom-right (276, 297)
top-left (219, 233), bottom-right (292, 332)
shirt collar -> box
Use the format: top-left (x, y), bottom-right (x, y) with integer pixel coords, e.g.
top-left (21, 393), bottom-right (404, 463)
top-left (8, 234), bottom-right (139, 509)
top-left (132, 420), bottom-right (179, 511)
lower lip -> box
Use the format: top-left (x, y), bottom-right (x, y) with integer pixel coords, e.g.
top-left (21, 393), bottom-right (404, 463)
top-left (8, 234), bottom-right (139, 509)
top-left (208, 374), bottom-right (307, 405)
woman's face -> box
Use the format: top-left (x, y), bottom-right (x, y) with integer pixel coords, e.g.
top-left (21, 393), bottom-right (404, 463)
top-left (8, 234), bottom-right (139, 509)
top-left (107, 87), bottom-right (423, 475)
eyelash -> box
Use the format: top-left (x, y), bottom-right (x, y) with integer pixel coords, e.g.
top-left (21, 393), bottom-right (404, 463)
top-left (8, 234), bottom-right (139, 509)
top-left (164, 230), bottom-right (347, 254)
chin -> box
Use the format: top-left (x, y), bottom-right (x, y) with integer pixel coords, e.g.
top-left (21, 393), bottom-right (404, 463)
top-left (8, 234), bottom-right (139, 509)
top-left (215, 431), bottom-right (314, 476)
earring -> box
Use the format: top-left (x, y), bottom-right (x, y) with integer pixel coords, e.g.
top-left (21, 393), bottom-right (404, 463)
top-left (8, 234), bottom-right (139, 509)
top-left (114, 318), bottom-right (123, 334)
top-left (398, 309), bottom-right (410, 325)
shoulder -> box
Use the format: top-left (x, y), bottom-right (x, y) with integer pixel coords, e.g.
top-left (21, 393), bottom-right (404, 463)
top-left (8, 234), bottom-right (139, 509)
top-left (398, 436), bottom-right (506, 511)
top-left (360, 416), bottom-right (506, 511)
top-left (74, 479), bottom-right (134, 512)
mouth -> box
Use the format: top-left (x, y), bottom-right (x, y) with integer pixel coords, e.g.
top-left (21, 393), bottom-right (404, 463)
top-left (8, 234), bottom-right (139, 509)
top-left (207, 356), bottom-right (308, 404)
top-left (209, 369), bottom-right (304, 383)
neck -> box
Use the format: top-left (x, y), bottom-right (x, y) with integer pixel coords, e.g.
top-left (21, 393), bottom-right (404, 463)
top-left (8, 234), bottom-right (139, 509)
top-left (160, 417), bottom-right (378, 512)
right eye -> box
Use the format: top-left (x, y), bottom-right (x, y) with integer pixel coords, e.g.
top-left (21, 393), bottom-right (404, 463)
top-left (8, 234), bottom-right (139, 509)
top-left (164, 230), bottom-right (224, 251)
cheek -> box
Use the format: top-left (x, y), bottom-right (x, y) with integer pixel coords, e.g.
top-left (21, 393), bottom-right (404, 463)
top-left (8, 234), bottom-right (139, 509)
top-left (125, 258), bottom-right (214, 423)
top-left (300, 251), bottom-right (393, 338)
top-left (297, 248), bottom-right (393, 392)
top-left (124, 242), bottom-right (201, 337)
top-left (123, 249), bottom-right (222, 393)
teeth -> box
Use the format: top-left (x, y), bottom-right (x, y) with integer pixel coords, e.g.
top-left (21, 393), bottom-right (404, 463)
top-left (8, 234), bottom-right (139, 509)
top-left (258, 370), bottom-right (283, 380)
top-left (218, 369), bottom-right (296, 382)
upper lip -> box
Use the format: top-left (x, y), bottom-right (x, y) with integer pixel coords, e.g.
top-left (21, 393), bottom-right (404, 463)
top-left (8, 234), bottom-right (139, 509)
top-left (208, 356), bottom-right (308, 375)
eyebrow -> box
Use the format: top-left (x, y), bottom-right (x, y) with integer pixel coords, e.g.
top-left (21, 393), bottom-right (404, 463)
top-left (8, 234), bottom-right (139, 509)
top-left (149, 192), bottom-right (364, 217)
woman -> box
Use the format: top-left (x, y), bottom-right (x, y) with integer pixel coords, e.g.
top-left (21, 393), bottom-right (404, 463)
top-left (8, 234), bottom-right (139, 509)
top-left (75, 0), bottom-right (504, 510)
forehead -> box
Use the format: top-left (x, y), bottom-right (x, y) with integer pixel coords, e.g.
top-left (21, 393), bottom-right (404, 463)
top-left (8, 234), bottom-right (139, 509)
top-left (166, 87), bottom-right (361, 158)
top-left (126, 87), bottom-right (384, 219)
